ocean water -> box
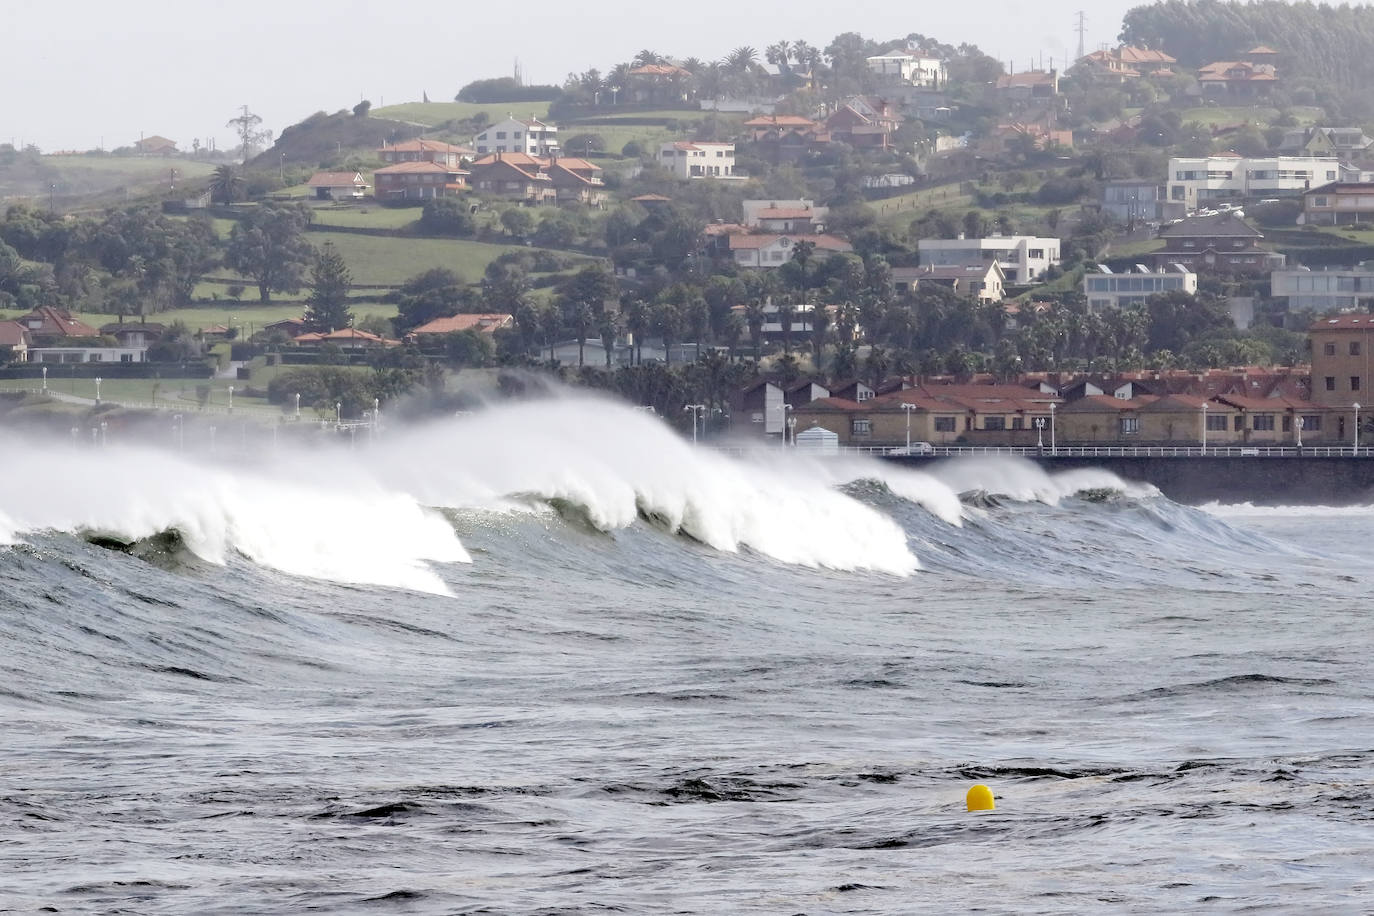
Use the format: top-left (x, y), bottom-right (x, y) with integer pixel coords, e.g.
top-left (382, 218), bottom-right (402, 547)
top-left (2, 396), bottom-right (1373, 913)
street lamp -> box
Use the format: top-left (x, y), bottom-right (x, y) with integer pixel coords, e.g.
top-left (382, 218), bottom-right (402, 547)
top-left (336, 401), bottom-right (342, 425)
top-left (94, 376), bottom-right (102, 405)
top-left (373, 398), bottom-right (381, 441)
top-left (1035, 417), bottom-right (1045, 449)
top-left (1049, 401), bottom-right (1057, 455)
top-left (782, 403), bottom-right (793, 444)
top-left (100, 421), bottom-right (107, 447)
top-left (901, 402), bottom-right (917, 450)
top-left (227, 385), bottom-right (234, 414)
top-left (294, 392), bottom-right (301, 420)
top-left (683, 404), bottom-right (705, 443)
top-left (41, 366), bottom-right (47, 392)
top-left (1201, 402), bottom-right (1208, 454)
top-left (787, 415), bottom-right (797, 446)
top-left (1355, 402), bottom-right (1362, 455)
top-left (1296, 415), bottom-right (1304, 449)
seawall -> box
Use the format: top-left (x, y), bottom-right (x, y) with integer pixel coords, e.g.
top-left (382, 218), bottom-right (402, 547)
top-left (1021, 456), bottom-right (1374, 506)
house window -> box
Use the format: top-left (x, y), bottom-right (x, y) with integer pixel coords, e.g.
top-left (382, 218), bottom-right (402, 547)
top-left (851, 418), bottom-right (872, 436)
top-left (1253, 414), bottom-right (1275, 431)
top-left (1314, 196), bottom-right (1329, 207)
top-left (496, 132), bottom-right (507, 139)
top-left (1120, 416), bottom-right (1140, 434)
top-left (1206, 414), bottom-right (1227, 431)
top-left (856, 389), bottom-right (872, 401)
top-left (983, 416), bottom-right (1006, 430)
top-left (1282, 416), bottom-right (1292, 432)
top-left (934, 416), bottom-right (956, 432)
top-left (1325, 343), bottom-right (1337, 355)
top-left (1233, 415), bottom-right (1244, 431)
top-left (1353, 376), bottom-right (1362, 391)
top-left (1302, 414), bottom-right (1323, 431)
top-left (1353, 342), bottom-right (1363, 356)
top-left (1326, 376), bottom-right (1337, 391)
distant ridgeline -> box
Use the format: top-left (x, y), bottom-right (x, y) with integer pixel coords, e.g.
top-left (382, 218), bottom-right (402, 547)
top-left (1122, 0), bottom-right (1374, 111)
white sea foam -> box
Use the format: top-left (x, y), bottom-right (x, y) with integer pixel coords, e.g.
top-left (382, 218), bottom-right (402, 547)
top-left (920, 455), bottom-right (1156, 503)
top-left (366, 397), bottom-right (922, 575)
top-left (0, 442), bottom-right (467, 594)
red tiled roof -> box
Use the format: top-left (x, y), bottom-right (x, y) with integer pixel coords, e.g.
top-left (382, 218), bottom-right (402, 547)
top-left (0, 320), bottom-right (29, 348)
top-left (629, 64), bottom-right (692, 77)
top-left (16, 306), bottom-right (99, 339)
top-left (374, 161), bottom-right (469, 175)
top-left (306, 171), bottom-right (367, 187)
top-left (410, 314), bottom-right (514, 335)
top-left (1310, 314), bottom-right (1374, 329)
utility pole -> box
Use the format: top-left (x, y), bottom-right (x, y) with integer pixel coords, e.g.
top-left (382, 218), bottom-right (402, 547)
top-left (1076, 11), bottom-right (1088, 62)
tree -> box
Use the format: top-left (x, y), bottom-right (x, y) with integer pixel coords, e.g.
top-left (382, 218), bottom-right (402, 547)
top-left (598, 310), bottom-right (620, 368)
top-left (420, 197), bottom-right (475, 236)
top-left (790, 239), bottom-right (817, 291)
top-left (745, 300), bottom-right (766, 357)
top-left (571, 303), bottom-right (595, 366)
top-left (304, 241), bottom-right (353, 333)
top-left (209, 164), bottom-right (244, 206)
top-left (225, 202), bottom-right (315, 302)
top-left (500, 207), bottom-right (536, 238)
top-left (226, 105), bottom-right (272, 163)
top-left (808, 302), bottom-right (831, 364)
top-left (777, 301), bottom-right (796, 355)
top-left (353, 100), bottom-right (372, 118)
top-left (655, 302), bottom-right (683, 365)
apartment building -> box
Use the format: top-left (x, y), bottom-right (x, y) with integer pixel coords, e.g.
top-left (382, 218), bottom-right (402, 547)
top-left (1167, 155), bottom-right (1344, 209)
top-left (917, 234), bottom-right (1060, 284)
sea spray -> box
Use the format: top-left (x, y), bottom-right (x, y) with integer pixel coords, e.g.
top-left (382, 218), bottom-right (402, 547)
top-left (367, 398), bottom-right (922, 575)
top-left (0, 441), bottom-right (467, 594)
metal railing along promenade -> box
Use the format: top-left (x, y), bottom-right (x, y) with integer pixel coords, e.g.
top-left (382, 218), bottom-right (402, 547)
top-left (709, 443), bottom-right (1374, 459)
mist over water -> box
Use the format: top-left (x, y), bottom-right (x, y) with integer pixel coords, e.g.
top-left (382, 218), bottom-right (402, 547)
top-left (3, 394), bottom-right (1373, 912)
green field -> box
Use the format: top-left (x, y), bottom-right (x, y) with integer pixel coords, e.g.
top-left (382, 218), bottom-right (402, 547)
top-left (306, 231), bottom-right (581, 285)
top-left (307, 204), bottom-right (421, 230)
top-left (373, 100), bottom-right (553, 127)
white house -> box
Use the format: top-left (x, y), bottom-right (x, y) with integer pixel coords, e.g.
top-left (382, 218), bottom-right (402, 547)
top-left (1083, 264), bottom-right (1198, 310)
top-left (917, 234), bottom-right (1061, 284)
top-left (741, 199), bottom-right (829, 232)
top-left (1166, 155), bottom-right (1347, 210)
top-left (865, 53), bottom-right (947, 88)
top-left (474, 117), bottom-right (560, 156)
top-left (659, 141), bottom-right (736, 179)
top-left (29, 347), bottom-right (147, 364)
top-left (729, 234), bottom-right (853, 268)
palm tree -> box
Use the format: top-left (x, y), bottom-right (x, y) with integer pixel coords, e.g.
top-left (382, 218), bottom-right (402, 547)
top-left (624, 299), bottom-right (649, 365)
top-left (598, 310), bottom-right (620, 368)
top-left (777, 302), bottom-right (795, 355)
top-left (573, 303), bottom-right (594, 367)
top-left (632, 49), bottom-right (665, 67)
top-left (655, 302), bottom-right (683, 366)
top-left (723, 312), bottom-right (744, 361)
top-left (209, 164), bottom-right (244, 206)
top-left (726, 46), bottom-right (759, 71)
top-left (865, 345), bottom-right (891, 388)
top-left (808, 302), bottom-right (831, 364)
top-left (766, 41), bottom-right (793, 75)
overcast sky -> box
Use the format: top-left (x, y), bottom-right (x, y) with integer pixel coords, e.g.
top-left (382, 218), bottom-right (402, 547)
top-left (4, 0), bottom-right (1140, 153)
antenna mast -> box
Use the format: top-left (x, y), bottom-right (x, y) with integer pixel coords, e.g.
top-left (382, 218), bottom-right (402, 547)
top-left (1075, 11), bottom-right (1088, 61)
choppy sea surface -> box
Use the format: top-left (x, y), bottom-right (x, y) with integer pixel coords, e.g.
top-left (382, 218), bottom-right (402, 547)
top-left (2, 397), bottom-right (1373, 913)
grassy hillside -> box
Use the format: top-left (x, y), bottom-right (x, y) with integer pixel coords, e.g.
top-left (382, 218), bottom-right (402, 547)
top-left (373, 101), bottom-right (553, 127)
top-left (0, 153), bottom-right (218, 207)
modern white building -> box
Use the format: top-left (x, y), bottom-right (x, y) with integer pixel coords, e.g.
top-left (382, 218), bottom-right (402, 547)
top-left (865, 53), bottom-right (947, 88)
top-left (1084, 265), bottom-right (1198, 310)
top-left (1166, 155), bottom-right (1346, 210)
top-left (474, 117), bottom-right (560, 156)
top-left (658, 141), bottom-right (737, 179)
top-left (1271, 266), bottom-right (1374, 311)
top-left (29, 347), bottom-right (147, 363)
top-left (917, 234), bottom-right (1061, 284)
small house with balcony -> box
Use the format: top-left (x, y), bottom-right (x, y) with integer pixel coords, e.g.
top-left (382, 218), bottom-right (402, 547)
top-left (373, 161), bottom-right (468, 201)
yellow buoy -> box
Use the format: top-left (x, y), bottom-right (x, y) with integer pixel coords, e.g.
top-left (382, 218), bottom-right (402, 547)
top-left (966, 783), bottom-right (995, 811)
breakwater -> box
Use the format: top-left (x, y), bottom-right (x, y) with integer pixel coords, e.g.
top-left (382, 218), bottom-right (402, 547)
top-left (1030, 456), bottom-right (1374, 505)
